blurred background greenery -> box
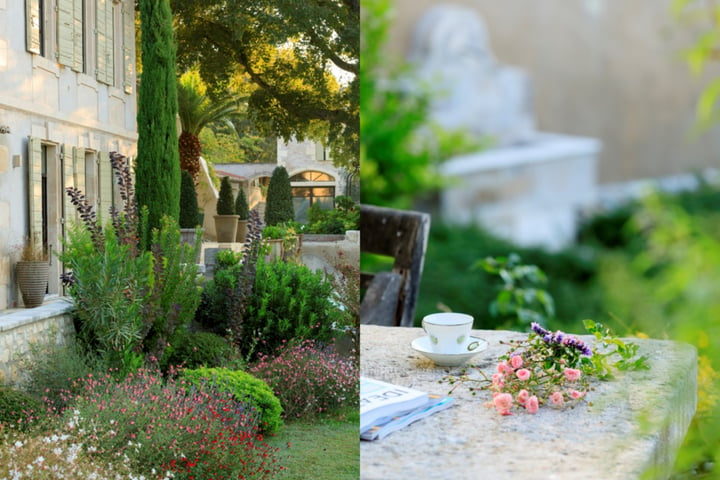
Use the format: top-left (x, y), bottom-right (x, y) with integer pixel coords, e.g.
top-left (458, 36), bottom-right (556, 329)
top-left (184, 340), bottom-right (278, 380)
top-left (361, 0), bottom-right (720, 477)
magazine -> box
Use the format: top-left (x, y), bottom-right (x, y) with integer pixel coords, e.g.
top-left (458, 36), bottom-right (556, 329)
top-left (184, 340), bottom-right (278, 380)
top-left (360, 377), bottom-right (430, 432)
top-left (361, 394), bottom-right (455, 441)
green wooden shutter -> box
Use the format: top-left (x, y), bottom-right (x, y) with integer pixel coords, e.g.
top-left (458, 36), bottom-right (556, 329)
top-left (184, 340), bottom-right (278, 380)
top-left (72, 0), bottom-right (84, 71)
top-left (27, 137), bottom-right (43, 247)
top-left (98, 151), bottom-right (113, 221)
top-left (122, 0), bottom-right (134, 94)
top-left (57, 0), bottom-right (74, 66)
top-left (26, 0), bottom-right (42, 54)
top-left (96, 0), bottom-right (114, 85)
top-left (62, 145), bottom-right (76, 231)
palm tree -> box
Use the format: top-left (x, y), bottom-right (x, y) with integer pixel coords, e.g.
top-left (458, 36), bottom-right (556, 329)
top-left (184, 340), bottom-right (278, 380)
top-left (177, 69), bottom-right (243, 179)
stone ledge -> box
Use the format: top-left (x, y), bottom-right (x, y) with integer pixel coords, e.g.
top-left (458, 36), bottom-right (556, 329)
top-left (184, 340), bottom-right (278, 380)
top-left (360, 325), bottom-right (697, 480)
top-left (0, 298), bottom-right (74, 333)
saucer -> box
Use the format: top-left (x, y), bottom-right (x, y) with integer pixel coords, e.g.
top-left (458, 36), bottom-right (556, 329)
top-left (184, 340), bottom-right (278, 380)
top-left (411, 335), bottom-right (489, 367)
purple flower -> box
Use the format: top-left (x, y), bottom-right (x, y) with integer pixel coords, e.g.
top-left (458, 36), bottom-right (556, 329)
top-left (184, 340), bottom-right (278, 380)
top-left (531, 322), bottom-right (550, 336)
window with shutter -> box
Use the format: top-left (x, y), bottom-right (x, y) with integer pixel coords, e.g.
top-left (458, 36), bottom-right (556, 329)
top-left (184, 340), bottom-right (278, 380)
top-left (121, 0), bottom-right (134, 94)
top-left (73, 147), bottom-right (86, 223)
top-left (26, 0), bottom-right (42, 55)
top-left (27, 137), bottom-right (44, 247)
top-left (96, 0), bottom-right (114, 85)
top-left (57, 0), bottom-right (74, 66)
top-left (72, 0), bottom-right (84, 71)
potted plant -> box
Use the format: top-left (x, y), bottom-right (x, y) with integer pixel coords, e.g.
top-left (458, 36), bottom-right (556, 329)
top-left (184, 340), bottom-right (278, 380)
top-left (15, 240), bottom-right (49, 308)
top-left (235, 187), bottom-right (249, 243)
top-left (214, 176), bottom-right (239, 242)
top-left (262, 223), bottom-right (299, 262)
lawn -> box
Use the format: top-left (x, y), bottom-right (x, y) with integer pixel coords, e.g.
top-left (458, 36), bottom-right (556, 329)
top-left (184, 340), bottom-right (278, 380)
top-left (269, 409), bottom-right (359, 480)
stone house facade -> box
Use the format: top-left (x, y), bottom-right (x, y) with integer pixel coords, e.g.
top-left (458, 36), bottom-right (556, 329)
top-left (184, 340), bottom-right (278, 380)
top-left (0, 0), bottom-right (138, 310)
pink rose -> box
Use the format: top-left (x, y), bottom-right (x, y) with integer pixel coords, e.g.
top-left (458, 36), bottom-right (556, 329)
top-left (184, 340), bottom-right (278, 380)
top-left (549, 391), bottom-right (564, 406)
top-left (510, 355), bottom-right (523, 369)
top-left (496, 361), bottom-right (508, 374)
top-left (526, 395), bottom-right (539, 414)
top-left (492, 373), bottom-right (504, 385)
top-left (571, 390), bottom-right (586, 400)
top-left (493, 392), bottom-right (514, 415)
top-left (517, 389), bottom-right (529, 405)
top-left (516, 368), bottom-right (531, 381)
top-left (564, 368), bottom-right (581, 382)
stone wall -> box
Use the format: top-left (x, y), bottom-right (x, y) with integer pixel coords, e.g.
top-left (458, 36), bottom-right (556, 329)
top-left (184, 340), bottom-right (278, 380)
top-left (0, 300), bottom-right (75, 386)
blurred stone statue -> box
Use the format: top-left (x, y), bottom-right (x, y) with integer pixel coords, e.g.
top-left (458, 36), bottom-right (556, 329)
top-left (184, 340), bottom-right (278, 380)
top-left (409, 5), bottom-right (536, 146)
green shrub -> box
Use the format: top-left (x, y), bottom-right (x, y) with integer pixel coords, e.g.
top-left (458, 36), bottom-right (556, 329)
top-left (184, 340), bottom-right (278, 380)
top-left (179, 170), bottom-right (200, 228)
top-left (264, 166), bottom-right (294, 226)
top-left (240, 260), bottom-right (337, 359)
top-left (235, 187), bottom-right (249, 220)
top-left (217, 176), bottom-right (235, 215)
top-left (305, 196), bottom-right (359, 234)
top-left (0, 387), bottom-right (42, 431)
top-left (195, 250), bottom-right (243, 335)
top-left (182, 367), bottom-right (282, 434)
top-left (163, 331), bottom-right (238, 370)
top-left (17, 339), bottom-right (101, 411)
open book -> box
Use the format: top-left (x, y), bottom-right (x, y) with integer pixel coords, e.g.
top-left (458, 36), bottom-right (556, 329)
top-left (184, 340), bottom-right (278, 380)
top-left (360, 377), bottom-right (454, 440)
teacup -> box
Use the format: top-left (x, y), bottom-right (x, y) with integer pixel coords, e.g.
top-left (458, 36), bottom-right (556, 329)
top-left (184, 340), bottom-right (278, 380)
top-left (422, 313), bottom-right (474, 353)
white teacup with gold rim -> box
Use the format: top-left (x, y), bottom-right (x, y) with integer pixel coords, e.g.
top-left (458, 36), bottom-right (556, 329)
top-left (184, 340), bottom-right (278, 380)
top-left (422, 312), bottom-right (474, 353)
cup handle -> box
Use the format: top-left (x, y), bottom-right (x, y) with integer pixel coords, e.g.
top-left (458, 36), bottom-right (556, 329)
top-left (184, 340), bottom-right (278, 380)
top-left (467, 341), bottom-right (480, 351)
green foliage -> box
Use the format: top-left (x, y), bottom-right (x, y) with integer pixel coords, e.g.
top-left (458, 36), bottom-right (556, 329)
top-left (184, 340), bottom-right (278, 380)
top-left (265, 166), bottom-right (294, 226)
top-left (182, 367), bottom-right (282, 434)
top-left (415, 223), bottom-right (602, 331)
top-left (240, 260), bottom-right (337, 360)
top-left (0, 387), bottom-right (42, 431)
top-left (163, 332), bottom-right (239, 370)
top-left (476, 253), bottom-right (555, 329)
top-left (142, 216), bottom-right (203, 366)
top-left (581, 320), bottom-right (649, 379)
top-left (304, 196), bottom-right (359, 234)
top-left (593, 188), bottom-right (720, 477)
top-left (173, 0), bottom-right (359, 172)
top-left (195, 250), bottom-right (243, 336)
top-left (61, 224), bottom-right (152, 371)
top-left (216, 176), bottom-right (235, 215)
top-left (360, 0), bottom-right (477, 209)
top-left (17, 339), bottom-right (102, 411)
top-left (235, 187), bottom-right (249, 220)
top-left (179, 170), bottom-right (200, 228)
top-left (136, 0), bottom-right (180, 236)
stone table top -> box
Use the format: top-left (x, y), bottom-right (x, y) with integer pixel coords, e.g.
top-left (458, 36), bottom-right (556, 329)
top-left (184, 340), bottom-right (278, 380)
top-left (360, 325), bottom-right (697, 480)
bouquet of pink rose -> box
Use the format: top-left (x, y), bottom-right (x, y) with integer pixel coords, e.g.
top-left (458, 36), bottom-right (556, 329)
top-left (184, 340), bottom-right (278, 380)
top-left (445, 320), bottom-right (648, 416)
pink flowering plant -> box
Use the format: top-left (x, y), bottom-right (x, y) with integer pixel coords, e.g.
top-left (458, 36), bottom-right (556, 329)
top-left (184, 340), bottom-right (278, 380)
top-left (445, 320), bottom-right (649, 416)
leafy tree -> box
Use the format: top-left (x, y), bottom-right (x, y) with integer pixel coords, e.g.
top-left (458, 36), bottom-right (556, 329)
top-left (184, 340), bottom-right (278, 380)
top-left (177, 69), bottom-right (243, 179)
top-left (135, 0), bottom-right (180, 237)
top-left (179, 170), bottom-right (200, 228)
top-left (264, 166), bottom-right (294, 226)
top-left (216, 176), bottom-right (235, 215)
top-left (171, 0), bottom-right (359, 172)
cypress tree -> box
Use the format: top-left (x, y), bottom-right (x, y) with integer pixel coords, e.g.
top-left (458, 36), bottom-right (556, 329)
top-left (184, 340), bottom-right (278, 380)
top-left (179, 170), bottom-right (199, 228)
top-left (135, 0), bottom-right (180, 239)
top-left (217, 176), bottom-right (235, 215)
top-left (264, 166), bottom-right (294, 226)
top-left (235, 188), bottom-right (249, 220)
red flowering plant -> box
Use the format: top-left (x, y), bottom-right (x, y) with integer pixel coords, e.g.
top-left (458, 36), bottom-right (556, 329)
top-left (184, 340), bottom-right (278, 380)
top-left (445, 320), bottom-right (649, 416)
